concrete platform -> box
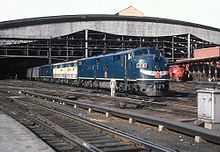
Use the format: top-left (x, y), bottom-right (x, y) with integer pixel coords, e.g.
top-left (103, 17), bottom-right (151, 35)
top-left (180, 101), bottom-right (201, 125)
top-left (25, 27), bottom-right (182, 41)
top-left (0, 111), bottom-right (54, 152)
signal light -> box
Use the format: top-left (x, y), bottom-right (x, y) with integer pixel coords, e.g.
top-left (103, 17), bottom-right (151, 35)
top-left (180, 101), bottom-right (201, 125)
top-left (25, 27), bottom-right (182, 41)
top-left (155, 72), bottom-right (161, 78)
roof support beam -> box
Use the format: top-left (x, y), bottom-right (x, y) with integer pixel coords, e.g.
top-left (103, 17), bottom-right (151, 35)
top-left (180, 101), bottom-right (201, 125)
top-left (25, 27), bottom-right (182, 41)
top-left (172, 36), bottom-right (175, 62)
top-left (85, 29), bottom-right (88, 58)
top-left (187, 34), bottom-right (191, 59)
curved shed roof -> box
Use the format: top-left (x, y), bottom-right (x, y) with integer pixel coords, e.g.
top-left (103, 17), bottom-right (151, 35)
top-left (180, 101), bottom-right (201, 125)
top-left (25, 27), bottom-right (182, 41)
top-left (0, 14), bottom-right (219, 44)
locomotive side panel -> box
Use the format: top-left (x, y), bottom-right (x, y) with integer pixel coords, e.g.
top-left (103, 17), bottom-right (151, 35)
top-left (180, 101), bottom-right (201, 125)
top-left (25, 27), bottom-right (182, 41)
top-left (66, 61), bottom-right (78, 79)
top-left (78, 58), bottom-right (97, 79)
top-left (32, 66), bottom-right (40, 80)
top-left (78, 54), bottom-right (126, 80)
top-left (108, 54), bottom-right (125, 80)
top-left (26, 68), bottom-right (32, 79)
top-left (53, 63), bottom-right (63, 79)
top-left (53, 61), bottom-right (78, 81)
top-left (40, 65), bottom-right (53, 79)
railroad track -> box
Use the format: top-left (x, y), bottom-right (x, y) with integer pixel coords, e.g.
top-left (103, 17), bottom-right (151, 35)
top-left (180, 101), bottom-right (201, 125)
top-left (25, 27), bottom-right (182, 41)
top-left (19, 89), bottom-right (220, 145)
top-left (0, 96), bottom-right (82, 151)
top-left (0, 80), bottom-right (200, 122)
top-left (20, 87), bottom-right (197, 117)
top-left (0, 80), bottom-right (199, 109)
top-left (0, 81), bottom-right (198, 120)
top-left (0, 90), bottom-right (175, 152)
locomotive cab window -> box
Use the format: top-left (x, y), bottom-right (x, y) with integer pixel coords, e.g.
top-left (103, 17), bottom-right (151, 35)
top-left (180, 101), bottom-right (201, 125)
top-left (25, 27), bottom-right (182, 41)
top-left (113, 55), bottom-right (120, 62)
top-left (128, 53), bottom-right (133, 60)
top-left (66, 63), bottom-right (71, 67)
top-left (96, 58), bottom-right (100, 64)
top-left (134, 49), bottom-right (148, 56)
top-left (148, 48), bottom-right (160, 55)
top-left (78, 61), bottom-right (83, 65)
top-left (71, 63), bottom-right (75, 67)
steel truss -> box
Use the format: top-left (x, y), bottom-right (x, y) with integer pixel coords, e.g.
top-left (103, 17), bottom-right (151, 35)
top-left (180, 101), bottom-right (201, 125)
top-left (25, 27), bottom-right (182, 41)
top-left (0, 30), bottom-right (218, 64)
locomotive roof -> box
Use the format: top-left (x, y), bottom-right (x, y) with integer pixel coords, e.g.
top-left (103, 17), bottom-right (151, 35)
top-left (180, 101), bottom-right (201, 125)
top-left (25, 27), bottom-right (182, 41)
top-left (78, 47), bottom-right (149, 61)
top-left (50, 47), bottom-right (160, 65)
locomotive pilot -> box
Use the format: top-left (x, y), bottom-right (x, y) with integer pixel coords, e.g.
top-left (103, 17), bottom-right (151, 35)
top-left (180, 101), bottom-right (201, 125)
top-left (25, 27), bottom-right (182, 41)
top-left (110, 77), bottom-right (117, 97)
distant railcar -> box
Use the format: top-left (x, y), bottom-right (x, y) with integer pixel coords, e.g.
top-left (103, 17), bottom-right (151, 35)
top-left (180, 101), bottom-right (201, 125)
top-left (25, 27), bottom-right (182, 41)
top-left (32, 66), bottom-right (40, 80)
top-left (26, 66), bottom-right (40, 80)
top-left (39, 64), bottom-right (53, 81)
top-left (26, 68), bottom-right (32, 80)
top-left (53, 60), bottom-right (78, 84)
top-left (169, 65), bottom-right (186, 81)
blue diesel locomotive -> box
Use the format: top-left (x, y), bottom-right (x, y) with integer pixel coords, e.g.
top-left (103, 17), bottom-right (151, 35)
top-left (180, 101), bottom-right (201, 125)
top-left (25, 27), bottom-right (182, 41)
top-left (27, 47), bottom-right (169, 96)
top-left (77, 47), bottom-right (169, 96)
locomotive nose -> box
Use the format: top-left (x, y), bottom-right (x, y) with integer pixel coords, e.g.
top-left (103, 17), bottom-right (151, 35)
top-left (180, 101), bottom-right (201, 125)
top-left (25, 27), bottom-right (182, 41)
top-left (154, 54), bottom-right (161, 62)
top-left (154, 65), bottom-right (161, 71)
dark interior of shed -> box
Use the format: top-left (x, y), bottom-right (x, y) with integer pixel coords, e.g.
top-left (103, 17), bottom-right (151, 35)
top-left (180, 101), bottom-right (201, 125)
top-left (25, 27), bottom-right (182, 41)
top-left (0, 58), bottom-right (48, 80)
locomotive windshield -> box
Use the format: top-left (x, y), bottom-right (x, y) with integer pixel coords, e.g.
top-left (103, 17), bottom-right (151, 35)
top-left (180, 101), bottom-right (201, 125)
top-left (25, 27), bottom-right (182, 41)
top-left (148, 48), bottom-right (160, 55)
top-left (134, 48), bottom-right (160, 56)
top-left (134, 48), bottom-right (148, 56)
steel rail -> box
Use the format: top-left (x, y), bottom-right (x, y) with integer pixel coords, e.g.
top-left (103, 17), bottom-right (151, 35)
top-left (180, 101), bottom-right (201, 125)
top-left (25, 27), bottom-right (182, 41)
top-left (20, 91), bottom-right (176, 152)
top-left (21, 90), bottom-right (220, 145)
top-left (43, 103), bottom-right (175, 152)
top-left (1, 100), bottom-right (99, 152)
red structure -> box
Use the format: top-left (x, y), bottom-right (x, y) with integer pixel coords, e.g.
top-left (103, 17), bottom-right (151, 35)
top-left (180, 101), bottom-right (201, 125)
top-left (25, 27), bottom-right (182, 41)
top-left (170, 47), bottom-right (220, 82)
top-left (169, 65), bottom-right (186, 81)
top-left (194, 47), bottom-right (220, 59)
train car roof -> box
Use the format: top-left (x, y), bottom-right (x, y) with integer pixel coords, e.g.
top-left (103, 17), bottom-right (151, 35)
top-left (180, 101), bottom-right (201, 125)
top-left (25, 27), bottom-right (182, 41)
top-left (52, 60), bottom-right (77, 66)
top-left (40, 64), bottom-right (52, 67)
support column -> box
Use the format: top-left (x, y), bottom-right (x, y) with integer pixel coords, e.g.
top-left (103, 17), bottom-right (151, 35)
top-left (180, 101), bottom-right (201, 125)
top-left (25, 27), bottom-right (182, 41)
top-left (202, 64), bottom-right (205, 81)
top-left (66, 39), bottom-right (69, 61)
top-left (85, 29), bottom-right (88, 58)
top-left (122, 36), bottom-right (124, 50)
top-left (139, 37), bottom-right (142, 47)
top-left (103, 34), bottom-right (106, 54)
top-left (208, 62), bottom-right (212, 79)
top-left (187, 34), bottom-right (191, 59)
top-left (26, 44), bottom-right (29, 56)
top-left (192, 64), bottom-right (195, 80)
top-left (156, 37), bottom-right (159, 50)
top-left (172, 36), bottom-right (175, 62)
top-left (162, 43), bottom-right (165, 55)
top-left (5, 48), bottom-right (8, 55)
top-left (214, 62), bottom-right (217, 81)
top-left (215, 65), bottom-right (218, 81)
top-left (198, 63), bottom-right (200, 81)
top-left (124, 54), bottom-right (128, 91)
top-left (48, 39), bottom-right (52, 64)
